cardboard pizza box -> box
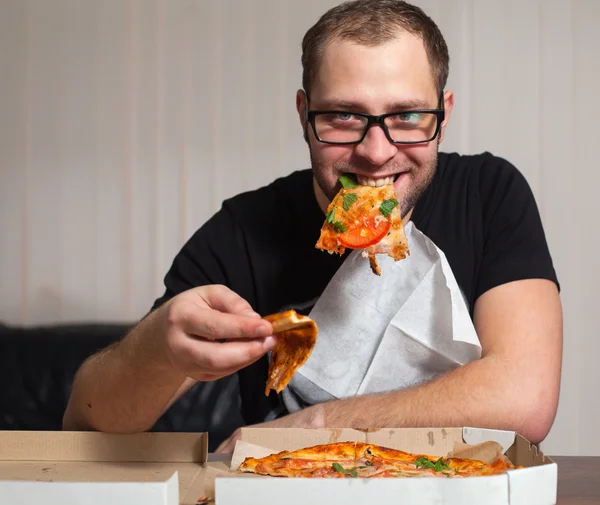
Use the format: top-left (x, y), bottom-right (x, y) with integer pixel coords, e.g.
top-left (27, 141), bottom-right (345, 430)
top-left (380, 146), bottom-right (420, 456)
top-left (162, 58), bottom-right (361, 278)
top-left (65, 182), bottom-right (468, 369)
top-left (0, 431), bottom-right (209, 505)
top-left (211, 427), bottom-right (557, 505)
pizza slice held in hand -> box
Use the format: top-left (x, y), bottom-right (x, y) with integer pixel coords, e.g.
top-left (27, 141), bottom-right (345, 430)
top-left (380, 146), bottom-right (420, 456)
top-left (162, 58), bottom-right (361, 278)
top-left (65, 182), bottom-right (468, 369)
top-left (315, 175), bottom-right (409, 275)
top-left (263, 309), bottom-right (318, 396)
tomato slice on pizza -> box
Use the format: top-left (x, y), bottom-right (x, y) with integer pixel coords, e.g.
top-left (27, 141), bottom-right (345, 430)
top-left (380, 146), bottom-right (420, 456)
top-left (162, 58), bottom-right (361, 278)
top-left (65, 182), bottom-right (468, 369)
top-left (338, 216), bottom-right (391, 249)
top-left (315, 175), bottom-right (409, 275)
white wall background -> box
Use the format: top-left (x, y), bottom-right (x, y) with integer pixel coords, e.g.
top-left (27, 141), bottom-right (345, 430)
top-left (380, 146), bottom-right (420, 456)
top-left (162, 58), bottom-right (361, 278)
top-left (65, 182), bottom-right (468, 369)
top-left (0, 0), bottom-right (598, 456)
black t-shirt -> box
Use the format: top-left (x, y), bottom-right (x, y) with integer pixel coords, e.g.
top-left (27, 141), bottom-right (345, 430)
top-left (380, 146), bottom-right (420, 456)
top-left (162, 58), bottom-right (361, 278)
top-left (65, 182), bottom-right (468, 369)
top-left (152, 151), bottom-right (559, 424)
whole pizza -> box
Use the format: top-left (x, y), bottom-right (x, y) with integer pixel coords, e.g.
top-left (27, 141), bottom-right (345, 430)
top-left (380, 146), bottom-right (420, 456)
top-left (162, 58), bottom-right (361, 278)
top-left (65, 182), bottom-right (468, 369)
top-left (239, 441), bottom-right (519, 478)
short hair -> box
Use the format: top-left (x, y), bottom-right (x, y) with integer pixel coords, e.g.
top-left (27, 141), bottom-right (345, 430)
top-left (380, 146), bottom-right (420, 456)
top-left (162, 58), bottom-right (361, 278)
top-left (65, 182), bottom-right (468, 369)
top-left (301, 0), bottom-right (450, 96)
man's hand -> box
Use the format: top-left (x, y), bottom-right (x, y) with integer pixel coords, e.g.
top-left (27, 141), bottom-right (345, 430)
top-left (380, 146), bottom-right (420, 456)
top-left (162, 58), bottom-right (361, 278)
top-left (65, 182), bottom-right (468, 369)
top-left (63, 284), bottom-right (276, 433)
top-left (161, 285), bottom-right (277, 382)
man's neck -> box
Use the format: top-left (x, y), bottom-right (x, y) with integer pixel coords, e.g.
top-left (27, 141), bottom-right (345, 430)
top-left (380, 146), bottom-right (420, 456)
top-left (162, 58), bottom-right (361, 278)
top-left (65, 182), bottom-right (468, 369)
top-left (312, 177), bottom-right (413, 224)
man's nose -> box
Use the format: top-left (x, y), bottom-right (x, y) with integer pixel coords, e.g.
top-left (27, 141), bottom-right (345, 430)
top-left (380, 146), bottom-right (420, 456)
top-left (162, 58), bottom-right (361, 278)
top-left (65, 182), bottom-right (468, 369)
top-left (354, 125), bottom-right (398, 166)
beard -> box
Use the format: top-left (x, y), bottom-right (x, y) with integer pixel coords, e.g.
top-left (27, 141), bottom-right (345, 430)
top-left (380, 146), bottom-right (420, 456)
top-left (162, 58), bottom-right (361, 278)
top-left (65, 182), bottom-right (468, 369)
top-left (308, 142), bottom-right (438, 219)
top-left (396, 149), bottom-right (438, 217)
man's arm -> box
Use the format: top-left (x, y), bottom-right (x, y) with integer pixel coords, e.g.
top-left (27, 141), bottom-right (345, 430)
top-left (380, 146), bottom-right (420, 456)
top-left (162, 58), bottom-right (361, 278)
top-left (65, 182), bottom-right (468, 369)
top-left (63, 307), bottom-right (190, 433)
top-left (258, 278), bottom-right (562, 446)
top-left (63, 285), bottom-right (275, 433)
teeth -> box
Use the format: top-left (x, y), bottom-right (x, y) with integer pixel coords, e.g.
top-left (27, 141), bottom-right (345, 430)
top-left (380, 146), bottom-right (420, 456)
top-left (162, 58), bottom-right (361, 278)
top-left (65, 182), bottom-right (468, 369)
top-left (356, 175), bottom-right (395, 187)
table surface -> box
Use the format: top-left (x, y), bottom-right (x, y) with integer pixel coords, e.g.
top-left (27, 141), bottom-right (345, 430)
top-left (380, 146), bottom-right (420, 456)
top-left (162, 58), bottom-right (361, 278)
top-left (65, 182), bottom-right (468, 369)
top-left (554, 456), bottom-right (600, 504)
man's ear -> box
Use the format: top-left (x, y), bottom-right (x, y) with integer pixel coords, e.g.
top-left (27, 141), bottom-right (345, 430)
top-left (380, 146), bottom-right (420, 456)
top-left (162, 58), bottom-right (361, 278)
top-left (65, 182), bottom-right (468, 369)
top-left (296, 89), bottom-right (309, 143)
top-left (438, 89), bottom-right (454, 145)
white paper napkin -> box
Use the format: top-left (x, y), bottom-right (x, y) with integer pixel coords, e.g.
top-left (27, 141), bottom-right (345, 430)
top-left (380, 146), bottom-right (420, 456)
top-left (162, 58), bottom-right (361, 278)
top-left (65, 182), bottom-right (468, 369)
top-left (285, 222), bottom-right (481, 402)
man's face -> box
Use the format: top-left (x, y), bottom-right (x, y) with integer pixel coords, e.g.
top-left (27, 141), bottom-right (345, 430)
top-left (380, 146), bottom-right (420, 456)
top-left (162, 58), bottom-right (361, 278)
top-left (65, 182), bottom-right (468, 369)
top-left (297, 31), bottom-right (453, 217)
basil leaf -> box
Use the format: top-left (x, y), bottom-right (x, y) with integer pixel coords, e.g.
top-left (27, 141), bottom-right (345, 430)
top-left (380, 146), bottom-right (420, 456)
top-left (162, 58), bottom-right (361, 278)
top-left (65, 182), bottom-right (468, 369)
top-left (415, 457), bottom-right (435, 469)
top-left (379, 198), bottom-right (399, 217)
top-left (434, 457), bottom-right (450, 472)
top-left (342, 193), bottom-right (358, 211)
top-left (416, 456), bottom-right (449, 472)
top-left (333, 221), bottom-right (347, 233)
top-left (332, 463), bottom-right (357, 477)
top-left (339, 174), bottom-right (358, 189)
top-left (332, 463), bottom-right (345, 472)
top-left (326, 207), bottom-right (336, 224)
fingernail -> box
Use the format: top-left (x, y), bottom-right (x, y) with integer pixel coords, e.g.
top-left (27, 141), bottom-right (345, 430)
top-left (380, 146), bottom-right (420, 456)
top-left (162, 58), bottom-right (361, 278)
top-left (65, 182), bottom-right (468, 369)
top-left (262, 336), bottom-right (277, 349)
top-left (243, 310), bottom-right (261, 318)
top-left (255, 325), bottom-right (270, 338)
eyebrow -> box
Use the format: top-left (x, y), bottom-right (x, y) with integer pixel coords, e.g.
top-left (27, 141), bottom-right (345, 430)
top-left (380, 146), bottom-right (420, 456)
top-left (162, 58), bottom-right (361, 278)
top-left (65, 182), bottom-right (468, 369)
top-left (315, 98), bottom-right (434, 111)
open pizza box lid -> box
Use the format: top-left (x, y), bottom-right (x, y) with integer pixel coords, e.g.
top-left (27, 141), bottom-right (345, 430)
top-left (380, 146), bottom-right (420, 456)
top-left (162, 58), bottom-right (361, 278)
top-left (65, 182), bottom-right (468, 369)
top-left (0, 431), bottom-right (209, 505)
top-left (209, 427), bottom-right (557, 505)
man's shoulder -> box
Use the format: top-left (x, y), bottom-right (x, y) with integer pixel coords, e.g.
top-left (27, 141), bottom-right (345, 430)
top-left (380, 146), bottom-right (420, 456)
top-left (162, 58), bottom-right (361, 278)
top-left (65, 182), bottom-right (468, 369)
top-left (438, 151), bottom-right (523, 180)
top-left (435, 151), bottom-right (532, 205)
top-left (439, 151), bottom-right (527, 193)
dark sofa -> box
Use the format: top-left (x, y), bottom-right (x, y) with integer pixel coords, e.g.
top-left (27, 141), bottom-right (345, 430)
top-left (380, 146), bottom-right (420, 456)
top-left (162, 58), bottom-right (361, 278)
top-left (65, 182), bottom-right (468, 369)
top-left (0, 322), bottom-right (245, 451)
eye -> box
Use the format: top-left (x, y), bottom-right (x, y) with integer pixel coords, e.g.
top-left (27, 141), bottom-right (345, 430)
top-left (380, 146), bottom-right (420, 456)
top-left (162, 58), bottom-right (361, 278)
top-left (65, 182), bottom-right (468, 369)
top-left (337, 112), bottom-right (354, 121)
top-left (398, 112), bottom-right (422, 123)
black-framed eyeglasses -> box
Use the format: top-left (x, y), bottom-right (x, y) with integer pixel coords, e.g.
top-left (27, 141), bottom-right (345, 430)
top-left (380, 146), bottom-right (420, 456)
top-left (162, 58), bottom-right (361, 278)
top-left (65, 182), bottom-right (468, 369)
top-left (306, 93), bottom-right (445, 145)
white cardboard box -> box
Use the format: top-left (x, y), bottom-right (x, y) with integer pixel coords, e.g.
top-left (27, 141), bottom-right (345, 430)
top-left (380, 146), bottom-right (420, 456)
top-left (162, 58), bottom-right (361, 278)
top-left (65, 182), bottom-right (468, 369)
top-left (0, 431), bottom-right (208, 505)
top-left (213, 427), bottom-right (557, 505)
top-left (0, 472), bottom-right (180, 505)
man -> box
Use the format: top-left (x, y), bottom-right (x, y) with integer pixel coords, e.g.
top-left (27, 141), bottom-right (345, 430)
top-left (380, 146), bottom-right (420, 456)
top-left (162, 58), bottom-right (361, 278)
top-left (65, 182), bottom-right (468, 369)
top-left (63, 0), bottom-right (562, 452)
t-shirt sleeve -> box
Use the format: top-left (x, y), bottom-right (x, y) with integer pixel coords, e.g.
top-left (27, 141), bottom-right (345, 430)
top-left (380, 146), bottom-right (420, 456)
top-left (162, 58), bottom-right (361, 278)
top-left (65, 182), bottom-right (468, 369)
top-left (150, 201), bottom-right (256, 312)
top-left (475, 155), bottom-right (559, 299)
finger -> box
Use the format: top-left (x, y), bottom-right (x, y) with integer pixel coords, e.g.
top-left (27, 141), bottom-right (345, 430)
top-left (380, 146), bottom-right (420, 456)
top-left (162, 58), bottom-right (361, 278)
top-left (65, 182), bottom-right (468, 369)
top-left (202, 352), bottom-right (267, 380)
top-left (193, 285), bottom-right (260, 318)
top-left (193, 349), bottom-right (268, 381)
top-left (184, 336), bottom-right (277, 374)
top-left (176, 303), bottom-right (273, 341)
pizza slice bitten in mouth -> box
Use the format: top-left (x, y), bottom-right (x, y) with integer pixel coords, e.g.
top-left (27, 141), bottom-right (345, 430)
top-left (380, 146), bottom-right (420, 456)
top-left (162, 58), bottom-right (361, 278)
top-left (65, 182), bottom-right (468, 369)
top-left (315, 174), bottom-right (409, 275)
